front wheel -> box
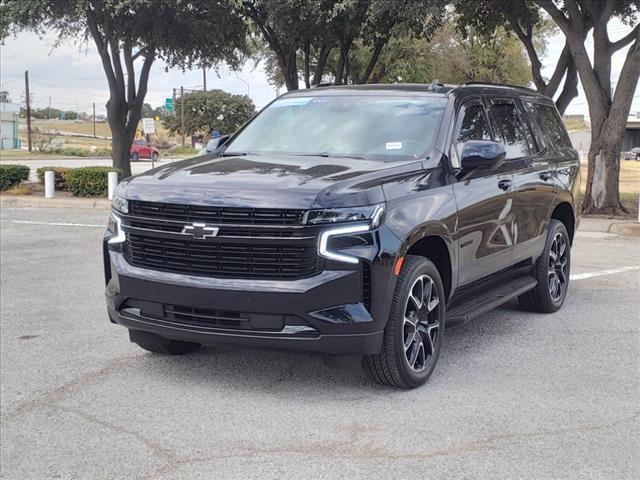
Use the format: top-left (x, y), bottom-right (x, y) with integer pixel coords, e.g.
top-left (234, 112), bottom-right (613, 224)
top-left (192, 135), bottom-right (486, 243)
top-left (363, 255), bottom-right (445, 389)
top-left (519, 219), bottom-right (571, 313)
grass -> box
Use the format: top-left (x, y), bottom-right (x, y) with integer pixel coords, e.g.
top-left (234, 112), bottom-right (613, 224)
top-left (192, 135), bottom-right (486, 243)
top-left (30, 118), bottom-right (112, 137)
top-left (4, 183), bottom-right (31, 195)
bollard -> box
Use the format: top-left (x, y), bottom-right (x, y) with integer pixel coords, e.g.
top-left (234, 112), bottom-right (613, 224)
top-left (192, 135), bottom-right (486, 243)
top-left (107, 171), bottom-right (118, 200)
top-left (44, 170), bottom-right (55, 198)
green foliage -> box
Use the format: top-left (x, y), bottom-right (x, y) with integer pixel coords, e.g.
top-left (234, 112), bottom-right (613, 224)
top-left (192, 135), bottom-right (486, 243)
top-left (0, 164), bottom-right (30, 191)
top-left (166, 146), bottom-right (198, 155)
top-left (65, 166), bottom-right (123, 197)
top-left (36, 166), bottom-right (71, 190)
top-left (162, 90), bottom-right (255, 136)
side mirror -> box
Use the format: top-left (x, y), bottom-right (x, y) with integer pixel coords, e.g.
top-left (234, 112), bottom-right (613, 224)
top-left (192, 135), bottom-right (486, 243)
top-left (460, 140), bottom-right (506, 170)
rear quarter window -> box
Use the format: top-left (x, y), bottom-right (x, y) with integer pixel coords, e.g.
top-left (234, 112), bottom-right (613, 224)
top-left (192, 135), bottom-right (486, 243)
top-left (526, 102), bottom-right (572, 150)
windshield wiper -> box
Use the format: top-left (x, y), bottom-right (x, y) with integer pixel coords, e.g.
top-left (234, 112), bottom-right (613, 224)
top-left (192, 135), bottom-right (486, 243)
top-left (220, 151), bottom-right (253, 156)
top-left (297, 153), bottom-right (366, 160)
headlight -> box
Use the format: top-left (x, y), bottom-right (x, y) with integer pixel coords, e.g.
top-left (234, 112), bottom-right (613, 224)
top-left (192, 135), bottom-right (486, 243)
top-left (107, 213), bottom-right (125, 244)
top-left (304, 204), bottom-right (384, 225)
top-left (316, 204), bottom-right (384, 264)
top-left (111, 194), bottom-right (128, 214)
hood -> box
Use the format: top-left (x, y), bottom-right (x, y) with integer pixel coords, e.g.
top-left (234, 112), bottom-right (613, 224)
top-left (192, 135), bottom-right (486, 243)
top-left (118, 153), bottom-right (425, 209)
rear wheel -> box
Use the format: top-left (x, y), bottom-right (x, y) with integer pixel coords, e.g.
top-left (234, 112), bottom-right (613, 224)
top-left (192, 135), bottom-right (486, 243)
top-left (152, 151), bottom-right (159, 161)
top-left (131, 152), bottom-right (139, 162)
top-left (363, 255), bottom-right (445, 389)
top-left (519, 219), bottom-right (571, 313)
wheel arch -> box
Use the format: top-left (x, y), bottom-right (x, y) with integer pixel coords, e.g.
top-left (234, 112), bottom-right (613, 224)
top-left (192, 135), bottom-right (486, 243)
top-left (550, 201), bottom-right (576, 244)
top-left (397, 223), bottom-right (455, 302)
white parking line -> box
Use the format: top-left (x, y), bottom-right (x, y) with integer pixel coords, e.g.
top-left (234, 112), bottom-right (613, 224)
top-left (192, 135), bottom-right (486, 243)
top-left (5, 220), bottom-right (105, 228)
top-left (570, 266), bottom-right (640, 280)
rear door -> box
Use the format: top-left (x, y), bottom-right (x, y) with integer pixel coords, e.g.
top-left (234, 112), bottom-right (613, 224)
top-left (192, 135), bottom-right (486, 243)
top-left (451, 98), bottom-right (517, 286)
top-left (487, 98), bottom-right (557, 264)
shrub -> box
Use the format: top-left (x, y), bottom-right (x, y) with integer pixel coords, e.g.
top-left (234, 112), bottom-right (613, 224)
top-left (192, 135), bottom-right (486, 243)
top-left (0, 164), bottom-right (30, 191)
top-left (167, 145), bottom-right (197, 155)
top-left (65, 166), bottom-right (123, 197)
top-left (36, 166), bottom-right (71, 190)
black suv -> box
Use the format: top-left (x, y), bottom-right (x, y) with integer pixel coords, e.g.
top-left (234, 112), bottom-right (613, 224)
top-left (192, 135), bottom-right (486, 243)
top-left (104, 83), bottom-right (580, 389)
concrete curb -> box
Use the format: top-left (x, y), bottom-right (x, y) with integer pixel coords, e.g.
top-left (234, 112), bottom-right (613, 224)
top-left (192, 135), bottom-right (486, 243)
top-left (0, 194), bottom-right (111, 210)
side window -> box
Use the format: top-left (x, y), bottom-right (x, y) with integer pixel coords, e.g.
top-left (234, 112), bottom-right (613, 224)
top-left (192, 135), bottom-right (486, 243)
top-left (527, 102), bottom-right (572, 149)
top-left (489, 100), bottom-right (531, 160)
top-left (453, 100), bottom-right (492, 167)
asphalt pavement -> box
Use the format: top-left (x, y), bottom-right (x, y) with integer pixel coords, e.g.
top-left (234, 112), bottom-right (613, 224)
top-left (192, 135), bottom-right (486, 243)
top-left (0, 206), bottom-right (638, 479)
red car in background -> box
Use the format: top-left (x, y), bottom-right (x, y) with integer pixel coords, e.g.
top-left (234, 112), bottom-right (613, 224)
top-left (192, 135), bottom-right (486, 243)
top-left (130, 140), bottom-right (160, 161)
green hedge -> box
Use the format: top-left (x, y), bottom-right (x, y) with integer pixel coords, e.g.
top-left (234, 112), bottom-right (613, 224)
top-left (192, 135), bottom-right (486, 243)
top-left (65, 166), bottom-right (123, 197)
top-left (0, 164), bottom-right (30, 191)
top-left (36, 166), bottom-right (71, 190)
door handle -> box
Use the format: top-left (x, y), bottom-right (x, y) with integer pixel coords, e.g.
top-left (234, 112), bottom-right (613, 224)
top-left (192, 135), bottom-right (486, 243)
top-left (498, 179), bottom-right (512, 191)
top-left (540, 171), bottom-right (553, 181)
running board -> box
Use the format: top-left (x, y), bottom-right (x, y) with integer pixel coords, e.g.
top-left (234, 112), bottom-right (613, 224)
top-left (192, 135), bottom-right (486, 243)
top-left (446, 276), bottom-right (537, 327)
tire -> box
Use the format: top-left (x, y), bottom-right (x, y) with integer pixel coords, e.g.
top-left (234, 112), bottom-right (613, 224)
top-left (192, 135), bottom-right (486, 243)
top-left (519, 219), bottom-right (571, 313)
top-left (363, 255), bottom-right (445, 389)
top-left (152, 152), bottom-right (159, 161)
top-left (135, 340), bottom-right (201, 355)
top-left (131, 152), bottom-right (139, 162)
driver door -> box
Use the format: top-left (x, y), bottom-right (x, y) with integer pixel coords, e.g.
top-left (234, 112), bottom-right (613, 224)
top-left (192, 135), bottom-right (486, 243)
top-left (451, 98), bottom-right (517, 287)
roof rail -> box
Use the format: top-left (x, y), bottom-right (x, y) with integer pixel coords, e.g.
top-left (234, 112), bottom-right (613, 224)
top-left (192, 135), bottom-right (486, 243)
top-left (461, 81), bottom-right (539, 94)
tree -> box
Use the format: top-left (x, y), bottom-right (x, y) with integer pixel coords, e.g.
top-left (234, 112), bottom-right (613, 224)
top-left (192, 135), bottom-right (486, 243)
top-left (162, 90), bottom-right (256, 136)
top-left (533, 0), bottom-right (639, 215)
top-left (454, 0), bottom-right (580, 115)
top-left (1, 0), bottom-right (247, 177)
top-left (243, 0), bottom-right (445, 90)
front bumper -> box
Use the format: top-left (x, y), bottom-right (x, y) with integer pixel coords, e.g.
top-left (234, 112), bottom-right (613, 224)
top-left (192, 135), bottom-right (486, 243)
top-left (105, 250), bottom-right (389, 355)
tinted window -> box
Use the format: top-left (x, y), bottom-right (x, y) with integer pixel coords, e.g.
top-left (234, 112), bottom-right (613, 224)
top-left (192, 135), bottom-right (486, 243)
top-left (455, 101), bottom-right (492, 161)
top-left (489, 101), bottom-right (530, 159)
top-left (527, 102), bottom-right (572, 149)
top-left (225, 95), bottom-right (447, 160)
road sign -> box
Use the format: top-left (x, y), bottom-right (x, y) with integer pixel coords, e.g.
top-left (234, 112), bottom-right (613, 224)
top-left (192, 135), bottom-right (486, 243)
top-left (142, 117), bottom-right (155, 134)
top-left (165, 98), bottom-right (173, 111)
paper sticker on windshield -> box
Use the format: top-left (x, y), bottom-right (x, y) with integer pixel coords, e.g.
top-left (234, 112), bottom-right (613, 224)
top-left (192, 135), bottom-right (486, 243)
top-left (386, 142), bottom-right (403, 150)
top-left (272, 97), bottom-right (313, 108)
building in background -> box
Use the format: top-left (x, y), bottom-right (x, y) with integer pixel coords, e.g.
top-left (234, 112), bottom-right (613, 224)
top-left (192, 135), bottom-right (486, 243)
top-left (0, 97), bottom-right (21, 150)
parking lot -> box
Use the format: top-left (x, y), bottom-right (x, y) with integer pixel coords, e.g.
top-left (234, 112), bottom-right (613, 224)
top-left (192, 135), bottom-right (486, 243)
top-left (1, 205), bottom-right (638, 479)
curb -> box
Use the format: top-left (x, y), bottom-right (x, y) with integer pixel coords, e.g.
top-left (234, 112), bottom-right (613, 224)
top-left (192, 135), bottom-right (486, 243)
top-left (608, 223), bottom-right (640, 238)
top-left (0, 195), bottom-right (111, 210)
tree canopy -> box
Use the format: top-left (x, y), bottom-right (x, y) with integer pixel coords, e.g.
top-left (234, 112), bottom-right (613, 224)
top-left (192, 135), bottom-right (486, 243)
top-left (163, 90), bottom-right (256, 137)
top-left (1, 0), bottom-right (248, 176)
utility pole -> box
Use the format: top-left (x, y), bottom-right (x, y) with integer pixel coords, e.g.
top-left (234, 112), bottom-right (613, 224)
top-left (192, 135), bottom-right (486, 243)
top-left (180, 85), bottom-right (185, 146)
top-left (48, 94), bottom-right (51, 120)
top-left (24, 70), bottom-right (32, 152)
top-left (203, 66), bottom-right (207, 92)
top-left (93, 102), bottom-right (96, 138)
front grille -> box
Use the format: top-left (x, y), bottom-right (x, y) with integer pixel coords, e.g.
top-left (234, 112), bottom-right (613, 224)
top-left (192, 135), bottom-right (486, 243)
top-left (129, 200), bottom-right (304, 225)
top-left (362, 263), bottom-right (372, 311)
top-left (121, 202), bottom-right (321, 280)
top-left (124, 233), bottom-right (319, 279)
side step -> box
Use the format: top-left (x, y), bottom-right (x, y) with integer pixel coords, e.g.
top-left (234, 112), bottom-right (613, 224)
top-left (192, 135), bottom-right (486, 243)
top-left (446, 275), bottom-right (537, 327)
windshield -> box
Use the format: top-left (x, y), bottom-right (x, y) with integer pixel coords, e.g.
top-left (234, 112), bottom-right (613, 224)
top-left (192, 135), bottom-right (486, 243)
top-left (225, 94), bottom-right (447, 160)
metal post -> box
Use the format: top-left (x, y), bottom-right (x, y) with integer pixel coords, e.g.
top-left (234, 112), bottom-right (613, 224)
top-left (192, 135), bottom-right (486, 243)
top-left (180, 86), bottom-right (185, 147)
top-left (93, 102), bottom-right (96, 138)
top-left (203, 66), bottom-right (207, 91)
top-left (44, 171), bottom-right (55, 198)
top-left (107, 171), bottom-right (118, 200)
top-left (24, 71), bottom-right (32, 152)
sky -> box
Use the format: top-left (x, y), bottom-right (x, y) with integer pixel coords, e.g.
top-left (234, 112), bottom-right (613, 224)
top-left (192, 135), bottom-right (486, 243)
top-left (0, 18), bottom-right (638, 117)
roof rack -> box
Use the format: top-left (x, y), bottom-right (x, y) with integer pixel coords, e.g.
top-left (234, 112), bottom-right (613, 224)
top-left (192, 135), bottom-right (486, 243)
top-left (461, 81), bottom-right (539, 94)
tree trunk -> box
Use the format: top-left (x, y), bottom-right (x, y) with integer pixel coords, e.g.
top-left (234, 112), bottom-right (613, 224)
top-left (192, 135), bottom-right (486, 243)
top-left (312, 45), bottom-right (331, 85)
top-left (303, 42), bottom-right (311, 89)
top-left (360, 38), bottom-right (386, 84)
top-left (282, 51), bottom-right (299, 91)
top-left (335, 41), bottom-right (351, 85)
